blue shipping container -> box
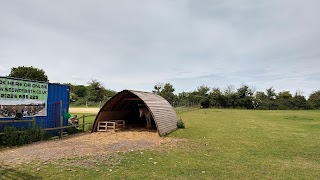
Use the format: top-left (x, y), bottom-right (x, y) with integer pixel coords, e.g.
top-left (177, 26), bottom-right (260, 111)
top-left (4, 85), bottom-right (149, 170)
top-left (0, 77), bottom-right (70, 130)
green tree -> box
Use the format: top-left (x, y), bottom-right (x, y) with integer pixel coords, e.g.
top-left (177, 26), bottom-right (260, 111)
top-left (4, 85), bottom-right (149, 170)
top-left (276, 91), bottom-right (294, 109)
top-left (75, 85), bottom-right (87, 97)
top-left (308, 90), bottom-right (320, 109)
top-left (8, 66), bottom-right (48, 82)
top-left (87, 80), bottom-right (106, 102)
top-left (176, 91), bottom-right (189, 106)
top-left (293, 93), bottom-right (309, 110)
top-left (196, 86), bottom-right (210, 96)
top-left (190, 86), bottom-right (211, 108)
top-left (152, 83), bottom-right (176, 104)
top-left (159, 83), bottom-right (176, 105)
top-left (209, 88), bottom-right (226, 108)
top-left (255, 91), bottom-right (267, 100)
top-left (104, 89), bottom-right (117, 101)
top-left (224, 85), bottom-right (238, 108)
top-left (70, 92), bottom-right (78, 102)
top-left (266, 87), bottom-right (276, 100)
top-left (187, 92), bottom-right (203, 105)
top-left (152, 84), bottom-right (162, 95)
top-left (255, 87), bottom-right (278, 110)
top-left (277, 91), bottom-right (293, 99)
top-left (255, 91), bottom-right (269, 109)
top-left (237, 85), bottom-right (254, 109)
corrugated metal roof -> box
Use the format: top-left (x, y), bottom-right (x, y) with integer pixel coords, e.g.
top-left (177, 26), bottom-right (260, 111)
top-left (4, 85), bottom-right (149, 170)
top-left (92, 90), bottom-right (178, 136)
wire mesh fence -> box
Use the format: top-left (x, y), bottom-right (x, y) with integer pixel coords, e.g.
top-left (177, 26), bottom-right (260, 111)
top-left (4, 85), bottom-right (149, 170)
top-left (171, 101), bottom-right (200, 113)
top-left (70, 100), bottom-right (201, 113)
top-left (70, 101), bottom-right (105, 108)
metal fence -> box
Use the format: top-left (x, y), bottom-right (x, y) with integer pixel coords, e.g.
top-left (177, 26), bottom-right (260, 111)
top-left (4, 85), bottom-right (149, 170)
top-left (171, 101), bottom-right (200, 113)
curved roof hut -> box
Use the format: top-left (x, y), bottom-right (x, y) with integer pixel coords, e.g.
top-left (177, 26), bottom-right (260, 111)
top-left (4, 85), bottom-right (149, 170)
top-left (92, 90), bottom-right (178, 136)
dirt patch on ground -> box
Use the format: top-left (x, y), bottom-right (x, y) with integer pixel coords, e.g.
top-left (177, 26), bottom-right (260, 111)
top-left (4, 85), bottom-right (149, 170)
top-left (69, 107), bottom-right (100, 114)
top-left (0, 130), bottom-right (181, 166)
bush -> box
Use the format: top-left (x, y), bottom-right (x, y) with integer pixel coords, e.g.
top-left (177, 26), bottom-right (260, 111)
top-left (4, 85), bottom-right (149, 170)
top-left (200, 98), bottom-right (210, 108)
top-left (72, 98), bottom-right (88, 106)
top-left (66, 127), bottom-right (81, 135)
top-left (177, 118), bottom-right (185, 129)
top-left (0, 125), bottom-right (48, 147)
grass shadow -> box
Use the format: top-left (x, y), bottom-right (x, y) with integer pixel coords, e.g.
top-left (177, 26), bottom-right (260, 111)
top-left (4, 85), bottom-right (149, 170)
top-left (0, 168), bottom-right (42, 180)
top-left (284, 116), bottom-right (315, 121)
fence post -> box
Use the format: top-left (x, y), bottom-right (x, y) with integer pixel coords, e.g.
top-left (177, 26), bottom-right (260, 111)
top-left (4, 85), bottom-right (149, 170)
top-left (59, 100), bottom-right (63, 139)
top-left (82, 114), bottom-right (85, 131)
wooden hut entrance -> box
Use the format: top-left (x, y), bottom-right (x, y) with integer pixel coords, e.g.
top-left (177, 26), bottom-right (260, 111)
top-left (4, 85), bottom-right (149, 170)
top-left (92, 90), bottom-right (178, 136)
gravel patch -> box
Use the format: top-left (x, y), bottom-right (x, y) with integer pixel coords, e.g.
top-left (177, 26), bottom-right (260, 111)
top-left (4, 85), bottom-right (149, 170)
top-left (0, 131), bottom-right (180, 166)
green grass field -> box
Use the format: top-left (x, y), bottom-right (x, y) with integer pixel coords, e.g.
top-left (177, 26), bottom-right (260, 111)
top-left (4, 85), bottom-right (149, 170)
top-left (70, 113), bottom-right (96, 132)
top-left (1, 109), bottom-right (320, 179)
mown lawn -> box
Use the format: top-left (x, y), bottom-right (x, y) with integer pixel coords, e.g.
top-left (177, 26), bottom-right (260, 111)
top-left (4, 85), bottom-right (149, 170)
top-left (1, 109), bottom-right (320, 179)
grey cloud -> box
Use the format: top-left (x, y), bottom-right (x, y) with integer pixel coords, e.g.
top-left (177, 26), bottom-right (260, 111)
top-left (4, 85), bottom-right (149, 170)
top-left (0, 0), bottom-right (319, 95)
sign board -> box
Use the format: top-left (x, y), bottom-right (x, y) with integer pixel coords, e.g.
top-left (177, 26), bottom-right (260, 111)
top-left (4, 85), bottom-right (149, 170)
top-left (0, 77), bottom-right (48, 118)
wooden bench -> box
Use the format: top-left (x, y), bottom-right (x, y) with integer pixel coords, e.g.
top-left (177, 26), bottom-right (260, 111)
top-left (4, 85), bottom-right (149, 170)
top-left (97, 120), bottom-right (125, 132)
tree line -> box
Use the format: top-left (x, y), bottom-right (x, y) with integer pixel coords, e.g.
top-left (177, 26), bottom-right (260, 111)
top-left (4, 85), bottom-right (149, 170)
top-left (67, 80), bottom-right (116, 106)
top-left (153, 83), bottom-right (320, 110)
top-left (6, 66), bottom-right (320, 109)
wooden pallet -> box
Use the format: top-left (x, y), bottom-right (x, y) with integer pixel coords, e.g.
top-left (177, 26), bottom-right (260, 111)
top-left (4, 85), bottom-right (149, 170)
top-left (109, 120), bottom-right (125, 128)
top-left (97, 121), bottom-right (116, 132)
top-left (97, 120), bottom-right (125, 132)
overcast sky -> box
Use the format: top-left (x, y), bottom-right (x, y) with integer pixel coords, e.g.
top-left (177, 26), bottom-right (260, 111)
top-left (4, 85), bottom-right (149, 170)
top-left (0, 0), bottom-right (319, 96)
